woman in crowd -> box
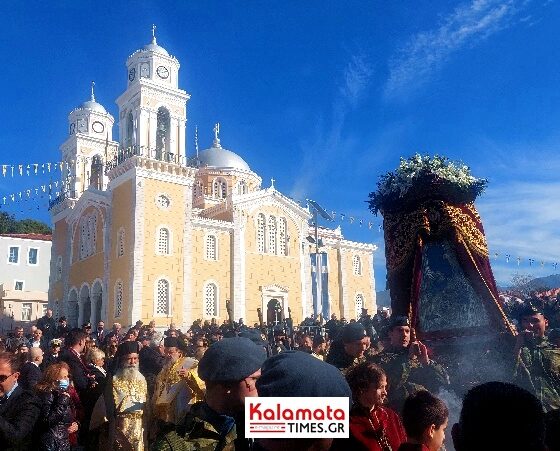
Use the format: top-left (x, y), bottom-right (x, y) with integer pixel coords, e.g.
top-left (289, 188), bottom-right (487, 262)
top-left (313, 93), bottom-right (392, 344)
top-left (344, 361), bottom-right (407, 451)
top-left (35, 362), bottom-right (78, 451)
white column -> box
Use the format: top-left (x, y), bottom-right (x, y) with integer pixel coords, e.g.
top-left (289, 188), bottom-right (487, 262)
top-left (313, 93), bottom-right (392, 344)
top-left (131, 175), bottom-right (145, 325)
top-left (232, 209), bottom-right (247, 321)
top-left (179, 119), bottom-right (186, 159)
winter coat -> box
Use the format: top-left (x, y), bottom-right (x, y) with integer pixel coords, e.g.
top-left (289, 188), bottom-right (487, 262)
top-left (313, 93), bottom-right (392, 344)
top-left (37, 389), bottom-right (73, 451)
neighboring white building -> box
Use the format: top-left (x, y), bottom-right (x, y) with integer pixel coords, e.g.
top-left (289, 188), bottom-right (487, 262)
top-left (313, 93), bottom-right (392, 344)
top-left (0, 234), bottom-right (51, 332)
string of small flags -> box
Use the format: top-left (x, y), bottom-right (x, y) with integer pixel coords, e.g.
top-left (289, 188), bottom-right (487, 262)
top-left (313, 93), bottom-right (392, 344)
top-left (0, 181), bottom-right (61, 206)
top-left (490, 252), bottom-right (559, 271)
top-left (0, 157), bottom-right (95, 178)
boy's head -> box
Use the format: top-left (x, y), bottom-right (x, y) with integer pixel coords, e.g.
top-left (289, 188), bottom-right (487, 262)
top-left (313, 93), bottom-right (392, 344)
top-left (402, 390), bottom-right (449, 451)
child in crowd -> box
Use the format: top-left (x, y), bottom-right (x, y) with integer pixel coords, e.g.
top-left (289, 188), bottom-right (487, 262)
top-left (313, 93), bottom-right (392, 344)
top-left (398, 390), bottom-right (448, 451)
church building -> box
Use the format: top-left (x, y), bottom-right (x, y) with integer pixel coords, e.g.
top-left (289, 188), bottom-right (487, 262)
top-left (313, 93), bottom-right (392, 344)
top-left (48, 32), bottom-right (377, 330)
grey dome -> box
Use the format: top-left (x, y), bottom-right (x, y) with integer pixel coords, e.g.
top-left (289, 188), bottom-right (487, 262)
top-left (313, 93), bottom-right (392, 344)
top-left (79, 100), bottom-right (107, 114)
top-left (197, 146), bottom-right (251, 171)
top-left (143, 42), bottom-right (169, 56)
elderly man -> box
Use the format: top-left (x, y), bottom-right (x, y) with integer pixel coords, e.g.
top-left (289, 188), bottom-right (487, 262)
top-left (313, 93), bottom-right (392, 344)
top-left (36, 308), bottom-right (56, 342)
top-left (29, 327), bottom-right (46, 351)
top-left (154, 337), bottom-right (266, 450)
top-left (95, 341), bottom-right (149, 450)
top-left (0, 351), bottom-right (41, 450)
top-left (151, 336), bottom-right (203, 434)
top-left (18, 348), bottom-right (43, 391)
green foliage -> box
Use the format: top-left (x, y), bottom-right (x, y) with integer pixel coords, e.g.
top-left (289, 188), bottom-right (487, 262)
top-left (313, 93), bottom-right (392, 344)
top-left (0, 211), bottom-right (51, 234)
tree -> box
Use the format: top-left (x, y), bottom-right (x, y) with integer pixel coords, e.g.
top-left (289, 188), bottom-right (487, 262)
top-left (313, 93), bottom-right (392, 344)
top-left (0, 211), bottom-right (51, 234)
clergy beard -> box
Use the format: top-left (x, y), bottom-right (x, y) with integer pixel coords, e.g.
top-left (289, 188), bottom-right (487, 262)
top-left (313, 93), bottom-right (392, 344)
top-left (116, 363), bottom-right (143, 381)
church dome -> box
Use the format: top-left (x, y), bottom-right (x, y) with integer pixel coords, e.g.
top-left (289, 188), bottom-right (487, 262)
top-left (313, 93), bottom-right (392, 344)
top-left (143, 41), bottom-right (169, 56)
top-left (197, 145), bottom-right (251, 171)
top-left (78, 99), bottom-right (107, 114)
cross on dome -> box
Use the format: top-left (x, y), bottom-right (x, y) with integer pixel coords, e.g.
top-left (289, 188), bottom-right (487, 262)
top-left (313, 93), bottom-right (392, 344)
top-left (271, 177), bottom-right (276, 188)
top-left (152, 24), bottom-right (157, 44)
top-left (213, 122), bottom-right (221, 148)
top-left (91, 81), bottom-right (96, 102)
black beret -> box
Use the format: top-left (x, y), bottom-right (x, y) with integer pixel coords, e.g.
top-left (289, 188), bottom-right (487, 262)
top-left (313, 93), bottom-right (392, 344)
top-left (341, 322), bottom-right (367, 343)
top-left (115, 340), bottom-right (140, 358)
top-left (257, 351), bottom-right (352, 398)
top-left (239, 330), bottom-right (268, 347)
top-left (516, 302), bottom-right (546, 321)
top-left (198, 337), bottom-right (266, 382)
top-left (164, 337), bottom-right (179, 347)
top-left (388, 316), bottom-right (411, 331)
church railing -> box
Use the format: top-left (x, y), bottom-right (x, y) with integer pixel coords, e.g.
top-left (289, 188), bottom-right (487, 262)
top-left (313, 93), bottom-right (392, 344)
top-left (105, 145), bottom-right (193, 173)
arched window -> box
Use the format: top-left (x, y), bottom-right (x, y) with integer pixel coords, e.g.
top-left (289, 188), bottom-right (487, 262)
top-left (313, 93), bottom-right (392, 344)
top-left (213, 178), bottom-right (227, 199)
top-left (257, 213), bottom-right (266, 253)
top-left (278, 217), bottom-right (287, 256)
top-left (204, 282), bottom-right (218, 317)
top-left (268, 216), bottom-right (277, 255)
top-left (156, 107), bottom-right (171, 160)
top-left (194, 181), bottom-right (203, 198)
top-left (126, 112), bottom-right (134, 149)
top-left (156, 279), bottom-right (170, 315)
top-left (238, 180), bottom-right (247, 195)
top-left (89, 155), bottom-right (103, 190)
top-left (353, 255), bottom-right (362, 276)
top-left (80, 219), bottom-right (87, 260)
top-left (117, 228), bottom-right (125, 258)
top-left (355, 294), bottom-right (364, 319)
top-left (115, 281), bottom-right (123, 318)
top-left (205, 235), bottom-right (217, 260)
top-left (158, 227), bottom-right (170, 255)
top-left (79, 214), bottom-right (97, 260)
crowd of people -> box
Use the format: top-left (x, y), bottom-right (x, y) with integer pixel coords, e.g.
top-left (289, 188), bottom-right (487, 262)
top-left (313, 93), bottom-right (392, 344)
top-left (0, 300), bottom-right (558, 450)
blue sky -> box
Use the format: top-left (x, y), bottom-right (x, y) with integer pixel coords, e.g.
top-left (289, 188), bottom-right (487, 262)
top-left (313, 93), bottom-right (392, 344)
top-left (1, 0), bottom-right (559, 287)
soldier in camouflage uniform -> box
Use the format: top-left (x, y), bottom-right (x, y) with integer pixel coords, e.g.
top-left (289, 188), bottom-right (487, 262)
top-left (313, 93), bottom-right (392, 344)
top-left (325, 322), bottom-right (368, 372)
top-left (513, 303), bottom-right (560, 412)
top-left (368, 316), bottom-right (449, 414)
top-left (153, 337), bottom-right (267, 451)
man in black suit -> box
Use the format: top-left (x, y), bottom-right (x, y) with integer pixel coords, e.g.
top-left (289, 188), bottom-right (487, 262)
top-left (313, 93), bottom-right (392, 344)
top-left (55, 316), bottom-right (70, 339)
top-left (90, 320), bottom-right (106, 346)
top-left (36, 308), bottom-right (56, 342)
top-left (59, 329), bottom-right (93, 397)
top-left (0, 351), bottom-right (41, 450)
top-left (18, 348), bottom-right (43, 391)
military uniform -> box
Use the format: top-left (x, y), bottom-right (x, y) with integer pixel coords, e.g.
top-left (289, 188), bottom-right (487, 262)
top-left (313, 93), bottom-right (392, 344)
top-left (368, 347), bottom-right (449, 413)
top-left (514, 337), bottom-right (560, 412)
top-left (153, 401), bottom-right (238, 451)
top-left (325, 343), bottom-right (366, 372)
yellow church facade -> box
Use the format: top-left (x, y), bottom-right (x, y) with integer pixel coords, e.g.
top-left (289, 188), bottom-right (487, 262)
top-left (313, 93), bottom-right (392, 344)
top-left (48, 34), bottom-right (377, 330)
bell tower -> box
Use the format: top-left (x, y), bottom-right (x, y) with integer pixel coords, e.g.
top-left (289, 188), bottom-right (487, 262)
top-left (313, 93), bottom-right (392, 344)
top-left (115, 26), bottom-right (189, 162)
top-left (60, 82), bottom-right (116, 198)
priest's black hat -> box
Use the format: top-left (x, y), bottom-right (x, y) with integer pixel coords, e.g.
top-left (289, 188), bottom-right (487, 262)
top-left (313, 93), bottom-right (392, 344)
top-left (115, 340), bottom-right (140, 358)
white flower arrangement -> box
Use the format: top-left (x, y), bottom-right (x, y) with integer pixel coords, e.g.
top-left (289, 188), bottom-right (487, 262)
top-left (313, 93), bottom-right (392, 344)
top-left (368, 154), bottom-right (487, 215)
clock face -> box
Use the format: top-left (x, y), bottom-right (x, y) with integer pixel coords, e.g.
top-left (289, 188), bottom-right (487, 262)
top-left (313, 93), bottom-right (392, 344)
top-left (156, 66), bottom-right (169, 79)
top-left (69, 123), bottom-right (76, 135)
top-left (77, 118), bottom-right (87, 133)
top-left (92, 121), bottom-right (105, 133)
top-left (128, 67), bottom-right (136, 82)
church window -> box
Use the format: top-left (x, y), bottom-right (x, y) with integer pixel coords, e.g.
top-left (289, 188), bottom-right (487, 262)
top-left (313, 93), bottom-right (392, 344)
top-left (156, 107), bottom-right (171, 161)
top-left (355, 294), bottom-right (364, 319)
top-left (206, 235), bottom-right (217, 261)
top-left (238, 180), bottom-right (247, 195)
top-left (156, 279), bottom-right (170, 315)
top-left (268, 216), bottom-right (277, 255)
top-left (117, 228), bottom-right (125, 258)
top-left (353, 255), bottom-right (362, 276)
top-left (204, 282), bottom-right (218, 318)
top-left (213, 178), bottom-right (227, 199)
top-left (79, 214), bottom-right (97, 260)
top-left (126, 111), bottom-right (134, 149)
top-left (257, 214), bottom-right (266, 253)
top-left (158, 228), bottom-right (170, 255)
top-left (194, 181), bottom-right (203, 198)
top-left (115, 281), bottom-right (123, 318)
top-left (278, 217), bottom-right (287, 256)
top-left (89, 155), bottom-right (103, 190)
